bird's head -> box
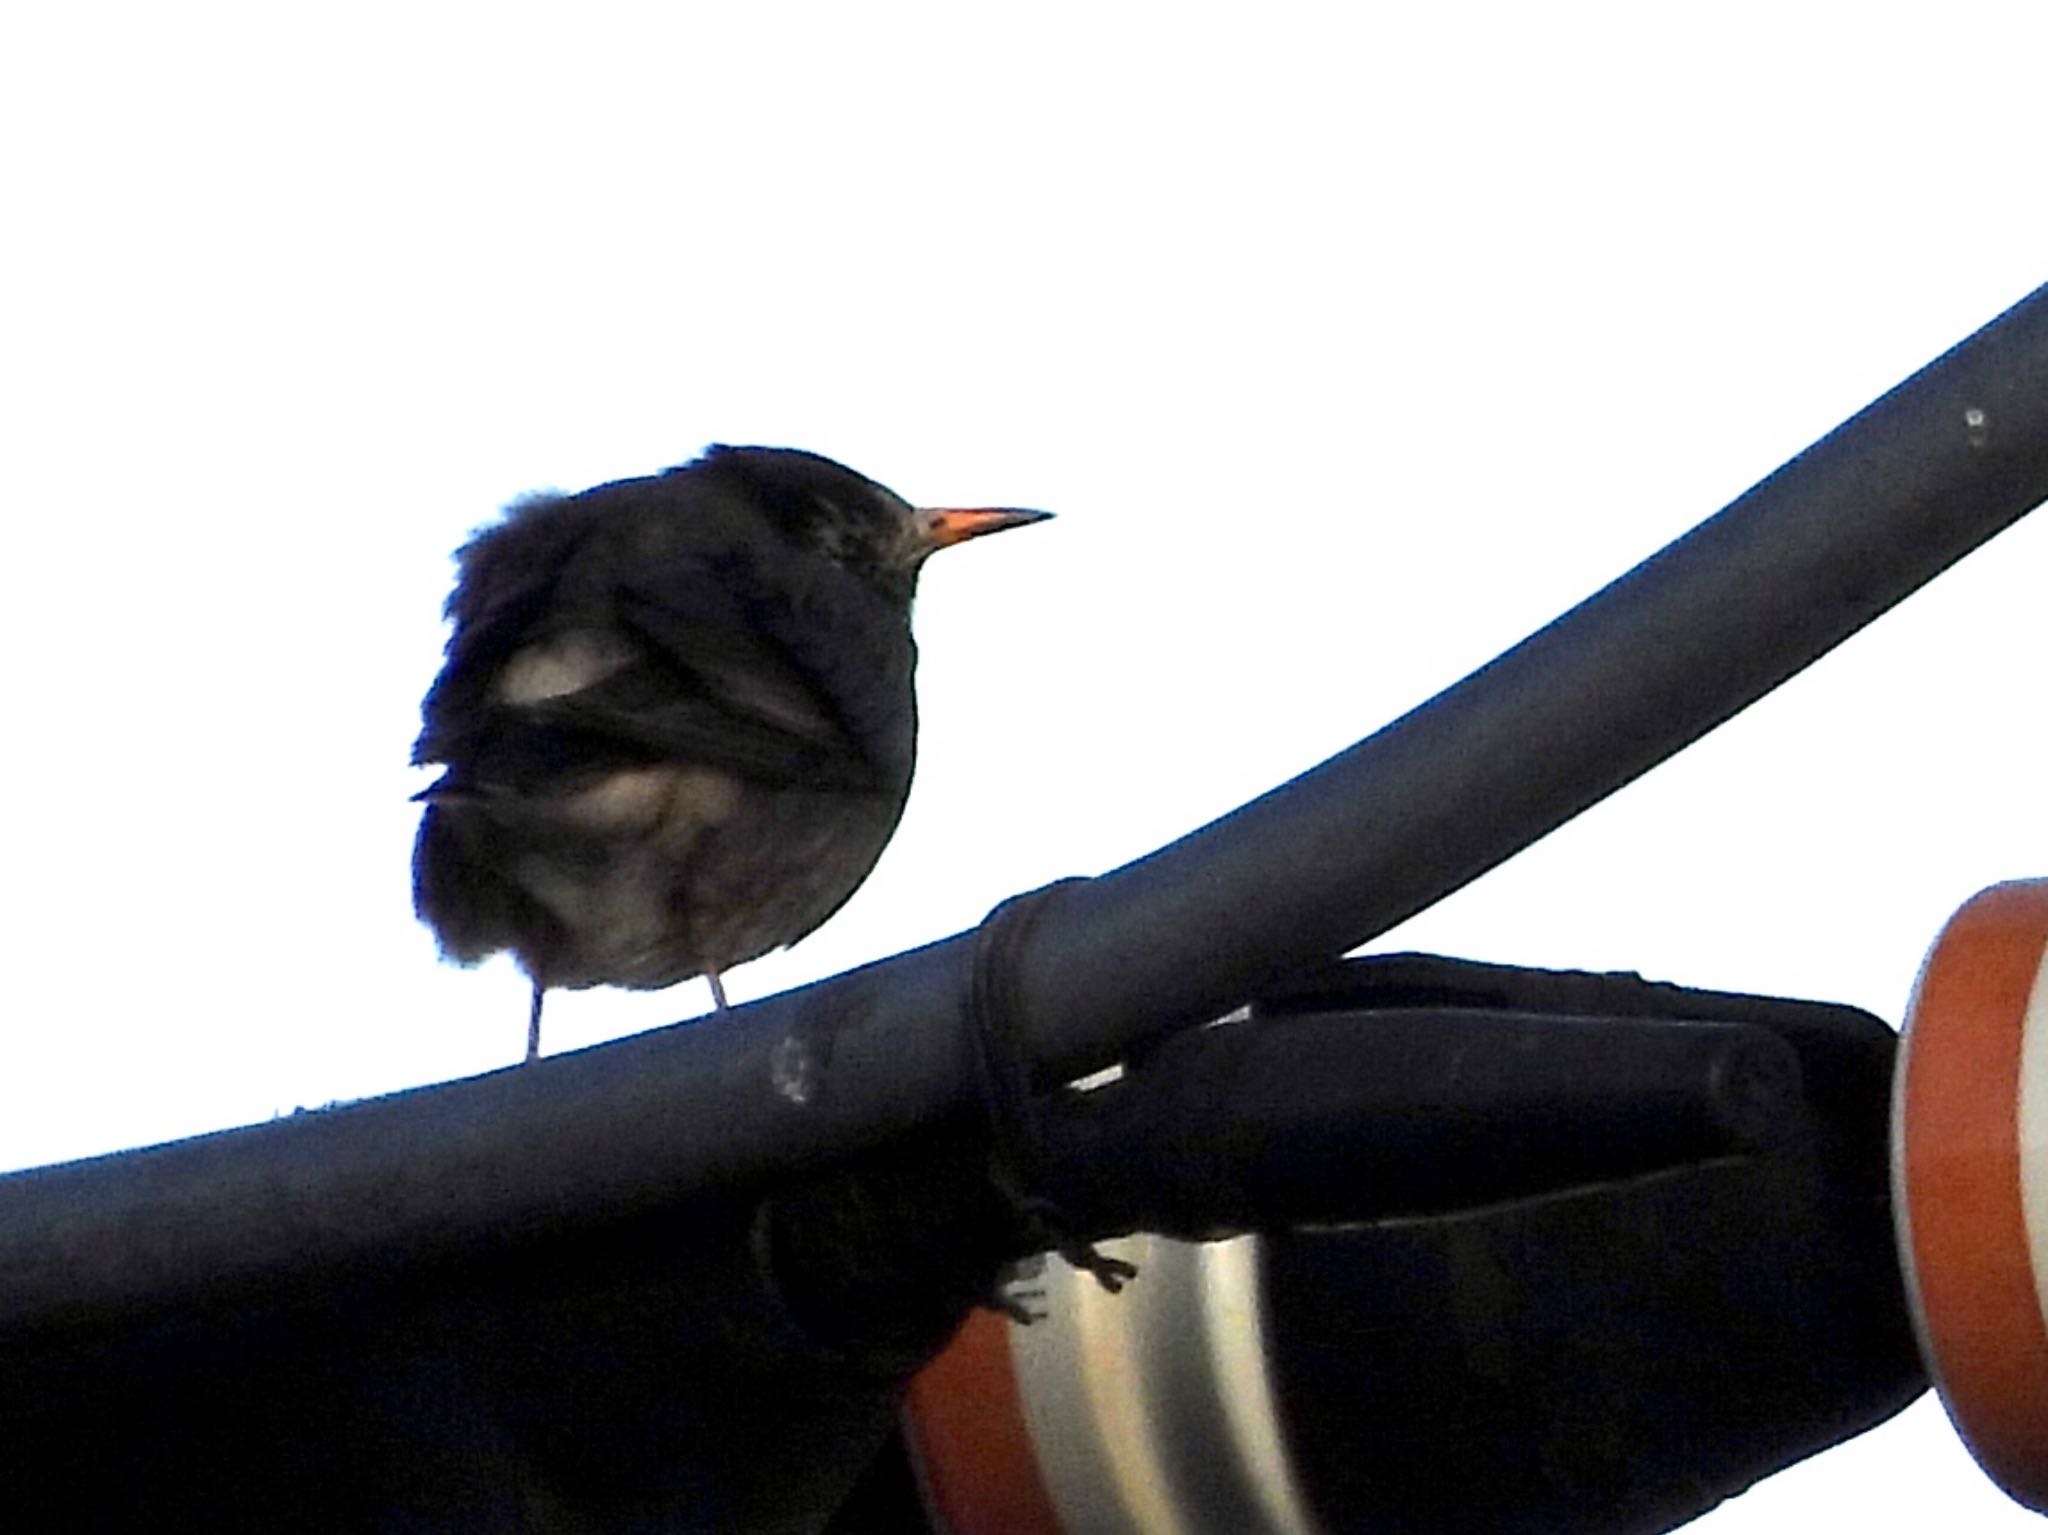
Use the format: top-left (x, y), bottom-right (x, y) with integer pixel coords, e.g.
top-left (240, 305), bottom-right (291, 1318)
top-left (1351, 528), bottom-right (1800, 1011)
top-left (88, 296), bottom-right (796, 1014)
top-left (695, 445), bottom-right (1052, 605)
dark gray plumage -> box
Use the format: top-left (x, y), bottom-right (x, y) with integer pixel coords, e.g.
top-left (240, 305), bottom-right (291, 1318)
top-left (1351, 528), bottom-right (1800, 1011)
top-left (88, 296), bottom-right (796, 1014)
top-left (412, 445), bottom-right (1049, 1058)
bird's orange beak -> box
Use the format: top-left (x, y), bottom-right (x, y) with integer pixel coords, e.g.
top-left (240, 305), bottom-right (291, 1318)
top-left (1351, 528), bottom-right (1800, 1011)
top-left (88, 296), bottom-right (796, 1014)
top-left (920, 506), bottom-right (1054, 549)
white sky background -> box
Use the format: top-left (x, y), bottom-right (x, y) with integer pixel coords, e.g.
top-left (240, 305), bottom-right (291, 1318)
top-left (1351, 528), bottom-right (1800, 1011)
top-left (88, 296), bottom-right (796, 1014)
top-left (3, 3), bottom-right (2046, 1529)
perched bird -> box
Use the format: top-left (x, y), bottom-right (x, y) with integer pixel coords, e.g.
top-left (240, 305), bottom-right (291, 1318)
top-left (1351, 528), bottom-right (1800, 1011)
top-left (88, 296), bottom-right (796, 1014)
top-left (411, 445), bottom-right (1051, 1061)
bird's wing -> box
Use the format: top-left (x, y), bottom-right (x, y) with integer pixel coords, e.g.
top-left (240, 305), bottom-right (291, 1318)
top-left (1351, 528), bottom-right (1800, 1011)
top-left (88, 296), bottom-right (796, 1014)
top-left (591, 544), bottom-right (914, 790)
top-left (423, 550), bottom-right (910, 799)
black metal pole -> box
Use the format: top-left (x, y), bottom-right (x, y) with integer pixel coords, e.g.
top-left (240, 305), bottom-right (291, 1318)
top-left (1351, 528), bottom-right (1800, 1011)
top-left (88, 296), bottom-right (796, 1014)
top-left (1028, 282), bottom-right (2048, 1073)
top-left (2, 284), bottom-right (2044, 1333)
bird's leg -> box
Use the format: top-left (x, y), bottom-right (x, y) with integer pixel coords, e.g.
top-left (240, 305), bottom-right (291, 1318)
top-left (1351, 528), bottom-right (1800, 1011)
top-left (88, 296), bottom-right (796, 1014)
top-left (707, 970), bottom-right (729, 1011)
top-left (526, 982), bottom-right (545, 1063)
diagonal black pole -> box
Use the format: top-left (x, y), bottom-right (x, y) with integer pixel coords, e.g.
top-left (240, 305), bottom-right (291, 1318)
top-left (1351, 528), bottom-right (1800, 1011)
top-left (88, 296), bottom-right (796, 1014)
top-left (1034, 284), bottom-right (2048, 1069)
top-left (3, 283), bottom-right (2047, 1334)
